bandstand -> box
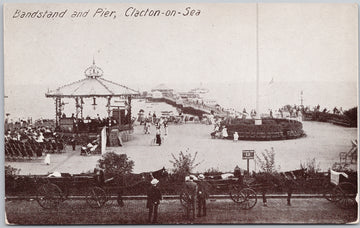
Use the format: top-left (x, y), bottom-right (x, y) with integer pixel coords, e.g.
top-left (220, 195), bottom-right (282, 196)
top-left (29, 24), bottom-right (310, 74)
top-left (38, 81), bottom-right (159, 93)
top-left (45, 60), bottom-right (140, 144)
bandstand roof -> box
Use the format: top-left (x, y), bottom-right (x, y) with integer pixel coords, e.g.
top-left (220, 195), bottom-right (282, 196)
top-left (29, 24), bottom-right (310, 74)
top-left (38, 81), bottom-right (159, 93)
top-left (45, 61), bottom-right (140, 98)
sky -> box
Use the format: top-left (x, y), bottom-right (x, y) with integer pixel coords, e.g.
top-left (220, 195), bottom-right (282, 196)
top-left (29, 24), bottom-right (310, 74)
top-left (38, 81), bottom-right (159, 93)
top-left (3, 3), bottom-right (358, 119)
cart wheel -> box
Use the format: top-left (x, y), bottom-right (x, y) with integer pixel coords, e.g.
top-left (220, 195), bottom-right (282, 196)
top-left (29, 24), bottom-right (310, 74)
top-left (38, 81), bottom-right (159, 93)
top-left (86, 187), bottom-right (107, 208)
top-left (334, 182), bottom-right (357, 209)
top-left (239, 188), bottom-right (257, 210)
top-left (36, 183), bottom-right (63, 209)
top-left (229, 185), bottom-right (244, 203)
top-left (324, 187), bottom-right (341, 202)
top-left (117, 193), bottom-right (124, 207)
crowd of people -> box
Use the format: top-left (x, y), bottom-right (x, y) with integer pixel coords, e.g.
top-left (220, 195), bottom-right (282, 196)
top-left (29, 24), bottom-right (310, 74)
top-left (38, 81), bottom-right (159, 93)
top-left (142, 113), bottom-right (170, 146)
top-left (145, 174), bottom-right (208, 224)
top-left (146, 165), bottom-right (244, 223)
top-left (59, 113), bottom-right (124, 133)
top-left (4, 126), bottom-right (65, 160)
top-left (273, 104), bottom-right (345, 119)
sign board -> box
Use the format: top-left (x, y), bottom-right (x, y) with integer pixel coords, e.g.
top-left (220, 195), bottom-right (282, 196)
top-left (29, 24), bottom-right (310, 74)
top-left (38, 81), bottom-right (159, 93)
top-left (109, 129), bottom-right (120, 146)
top-left (255, 119), bottom-right (262, 125)
top-left (242, 150), bottom-right (255, 160)
top-left (101, 127), bottom-right (106, 155)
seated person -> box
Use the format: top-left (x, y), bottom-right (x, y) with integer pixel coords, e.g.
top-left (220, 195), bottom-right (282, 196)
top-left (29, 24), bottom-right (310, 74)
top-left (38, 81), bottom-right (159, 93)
top-left (81, 141), bottom-right (98, 155)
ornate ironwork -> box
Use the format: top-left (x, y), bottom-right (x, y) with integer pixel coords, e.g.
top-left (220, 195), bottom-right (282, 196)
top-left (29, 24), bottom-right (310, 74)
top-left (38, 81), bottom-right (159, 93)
top-left (84, 59), bottom-right (103, 78)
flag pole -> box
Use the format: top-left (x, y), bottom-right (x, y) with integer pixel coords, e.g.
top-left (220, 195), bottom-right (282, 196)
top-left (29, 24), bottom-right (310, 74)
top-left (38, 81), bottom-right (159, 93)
top-left (255, 3), bottom-right (262, 125)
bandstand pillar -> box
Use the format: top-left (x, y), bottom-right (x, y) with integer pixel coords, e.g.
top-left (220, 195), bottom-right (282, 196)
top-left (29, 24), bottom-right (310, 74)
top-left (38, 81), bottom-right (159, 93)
top-left (128, 96), bottom-right (132, 124)
top-left (55, 98), bottom-right (59, 127)
top-left (80, 97), bottom-right (84, 119)
top-left (107, 96), bottom-right (112, 118)
top-left (75, 97), bottom-right (80, 119)
top-left (55, 97), bottom-right (63, 128)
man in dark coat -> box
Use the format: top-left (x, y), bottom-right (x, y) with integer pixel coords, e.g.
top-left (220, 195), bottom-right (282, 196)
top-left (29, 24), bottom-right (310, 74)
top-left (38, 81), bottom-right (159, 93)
top-left (197, 174), bottom-right (209, 217)
top-left (146, 179), bottom-right (162, 223)
top-left (184, 176), bottom-right (198, 220)
top-left (155, 126), bottom-right (161, 146)
top-left (71, 135), bottom-right (76, 151)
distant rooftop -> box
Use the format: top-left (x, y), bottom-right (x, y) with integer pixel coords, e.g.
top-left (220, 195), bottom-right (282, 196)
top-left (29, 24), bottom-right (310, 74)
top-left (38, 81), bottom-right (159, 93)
top-left (151, 83), bottom-right (173, 92)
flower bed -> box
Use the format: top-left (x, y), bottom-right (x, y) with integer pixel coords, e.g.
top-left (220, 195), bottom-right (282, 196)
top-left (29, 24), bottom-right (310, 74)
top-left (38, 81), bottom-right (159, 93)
top-left (217, 118), bottom-right (305, 141)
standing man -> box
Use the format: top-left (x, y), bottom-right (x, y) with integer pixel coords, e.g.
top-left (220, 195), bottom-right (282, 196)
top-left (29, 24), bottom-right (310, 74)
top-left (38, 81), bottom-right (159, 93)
top-left (155, 126), bottom-right (162, 146)
top-left (163, 120), bottom-right (168, 136)
top-left (146, 179), bottom-right (162, 223)
top-left (197, 174), bottom-right (208, 217)
top-left (152, 112), bottom-right (157, 124)
top-left (71, 135), bottom-right (76, 151)
top-left (184, 176), bottom-right (198, 220)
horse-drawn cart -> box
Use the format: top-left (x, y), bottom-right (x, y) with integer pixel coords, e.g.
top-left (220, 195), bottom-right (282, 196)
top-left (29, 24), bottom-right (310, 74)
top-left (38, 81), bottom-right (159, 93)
top-left (30, 167), bottom-right (169, 209)
top-left (179, 175), bottom-right (257, 210)
top-left (323, 170), bottom-right (357, 209)
top-left (34, 172), bottom-right (108, 209)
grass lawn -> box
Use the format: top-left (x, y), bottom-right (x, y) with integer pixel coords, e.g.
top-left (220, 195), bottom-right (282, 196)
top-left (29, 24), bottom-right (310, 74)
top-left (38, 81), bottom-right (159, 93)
top-left (5, 198), bottom-right (358, 224)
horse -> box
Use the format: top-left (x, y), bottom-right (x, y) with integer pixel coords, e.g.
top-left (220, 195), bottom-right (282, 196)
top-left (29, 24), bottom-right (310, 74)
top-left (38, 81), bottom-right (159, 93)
top-left (252, 168), bottom-right (308, 206)
top-left (97, 167), bottom-right (168, 207)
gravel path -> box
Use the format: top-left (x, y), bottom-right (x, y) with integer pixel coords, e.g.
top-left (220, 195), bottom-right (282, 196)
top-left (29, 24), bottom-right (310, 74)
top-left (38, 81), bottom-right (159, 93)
top-left (6, 121), bottom-right (357, 175)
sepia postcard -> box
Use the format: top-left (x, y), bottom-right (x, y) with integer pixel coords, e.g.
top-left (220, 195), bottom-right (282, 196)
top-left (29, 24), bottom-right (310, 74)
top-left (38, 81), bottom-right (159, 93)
top-left (3, 2), bottom-right (359, 225)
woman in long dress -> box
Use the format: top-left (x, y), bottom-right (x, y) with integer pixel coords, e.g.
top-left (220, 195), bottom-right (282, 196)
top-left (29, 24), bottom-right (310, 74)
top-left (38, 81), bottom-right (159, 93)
top-left (222, 127), bottom-right (228, 139)
top-left (44, 154), bottom-right (51, 165)
top-left (155, 126), bottom-right (161, 146)
top-left (163, 121), bottom-right (168, 136)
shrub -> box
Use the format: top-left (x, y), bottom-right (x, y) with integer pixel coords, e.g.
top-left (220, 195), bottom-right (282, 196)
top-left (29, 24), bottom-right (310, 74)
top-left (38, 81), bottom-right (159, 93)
top-left (255, 147), bottom-right (279, 174)
top-left (300, 158), bottom-right (320, 174)
top-left (97, 152), bottom-right (134, 176)
top-left (5, 165), bottom-right (20, 176)
top-left (204, 167), bottom-right (222, 176)
top-left (169, 148), bottom-right (202, 181)
top-left (331, 162), bottom-right (353, 172)
top-left (343, 107), bottom-right (357, 126)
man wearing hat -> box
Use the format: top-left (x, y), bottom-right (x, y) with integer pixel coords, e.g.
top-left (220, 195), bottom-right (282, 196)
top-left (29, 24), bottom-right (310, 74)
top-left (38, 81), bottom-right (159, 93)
top-left (197, 174), bottom-right (208, 217)
top-left (184, 176), bottom-right (198, 220)
top-left (71, 134), bottom-right (76, 151)
top-left (146, 178), bottom-right (162, 223)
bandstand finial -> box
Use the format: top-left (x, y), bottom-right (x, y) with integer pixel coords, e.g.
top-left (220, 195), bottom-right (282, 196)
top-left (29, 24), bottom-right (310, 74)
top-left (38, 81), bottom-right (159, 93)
top-left (84, 58), bottom-right (103, 78)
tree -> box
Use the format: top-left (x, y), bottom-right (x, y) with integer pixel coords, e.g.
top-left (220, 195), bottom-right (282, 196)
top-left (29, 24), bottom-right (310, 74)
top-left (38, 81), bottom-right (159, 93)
top-left (343, 107), bottom-right (357, 126)
top-left (255, 147), bottom-right (279, 173)
top-left (97, 152), bottom-right (134, 176)
top-left (169, 148), bottom-right (202, 180)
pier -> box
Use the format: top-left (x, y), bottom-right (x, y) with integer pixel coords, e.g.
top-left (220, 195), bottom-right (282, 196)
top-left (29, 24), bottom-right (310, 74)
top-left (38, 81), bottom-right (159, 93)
top-left (147, 94), bottom-right (229, 117)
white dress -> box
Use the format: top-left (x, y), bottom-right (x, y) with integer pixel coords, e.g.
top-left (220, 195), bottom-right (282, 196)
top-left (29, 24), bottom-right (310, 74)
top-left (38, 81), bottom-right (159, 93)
top-left (44, 154), bottom-right (51, 165)
top-left (222, 128), bottom-right (228, 138)
top-left (233, 132), bottom-right (239, 141)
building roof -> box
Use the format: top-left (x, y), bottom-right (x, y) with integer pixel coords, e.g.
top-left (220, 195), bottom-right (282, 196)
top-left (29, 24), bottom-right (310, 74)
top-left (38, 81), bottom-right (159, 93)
top-left (190, 87), bottom-right (209, 94)
top-left (45, 61), bottom-right (140, 98)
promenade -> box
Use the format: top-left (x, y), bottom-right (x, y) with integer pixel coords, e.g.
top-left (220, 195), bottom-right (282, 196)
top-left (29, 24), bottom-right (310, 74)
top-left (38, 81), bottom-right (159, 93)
top-left (5, 121), bottom-right (357, 175)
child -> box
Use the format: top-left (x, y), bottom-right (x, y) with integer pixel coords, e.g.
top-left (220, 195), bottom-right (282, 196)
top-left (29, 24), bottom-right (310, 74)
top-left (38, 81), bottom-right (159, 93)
top-left (233, 132), bottom-right (239, 141)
